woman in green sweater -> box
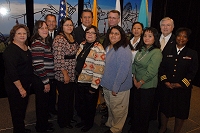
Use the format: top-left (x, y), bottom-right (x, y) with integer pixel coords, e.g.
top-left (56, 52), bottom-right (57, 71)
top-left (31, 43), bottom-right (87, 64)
top-left (129, 27), bottom-right (162, 133)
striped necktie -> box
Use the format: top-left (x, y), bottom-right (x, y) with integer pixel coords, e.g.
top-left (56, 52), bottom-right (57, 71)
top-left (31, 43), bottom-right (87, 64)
top-left (177, 49), bottom-right (181, 55)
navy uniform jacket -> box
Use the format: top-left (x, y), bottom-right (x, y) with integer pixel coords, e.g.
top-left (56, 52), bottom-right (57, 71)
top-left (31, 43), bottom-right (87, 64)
top-left (159, 45), bottom-right (198, 89)
top-left (73, 25), bottom-right (85, 45)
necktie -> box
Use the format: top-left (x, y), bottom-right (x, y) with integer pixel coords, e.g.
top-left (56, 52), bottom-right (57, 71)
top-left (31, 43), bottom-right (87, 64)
top-left (160, 37), bottom-right (165, 51)
top-left (177, 49), bottom-right (181, 55)
top-left (50, 33), bottom-right (53, 39)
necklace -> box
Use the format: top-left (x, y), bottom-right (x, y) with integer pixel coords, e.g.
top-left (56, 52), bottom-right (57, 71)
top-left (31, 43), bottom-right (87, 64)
top-left (136, 50), bottom-right (149, 61)
top-left (80, 43), bottom-right (93, 57)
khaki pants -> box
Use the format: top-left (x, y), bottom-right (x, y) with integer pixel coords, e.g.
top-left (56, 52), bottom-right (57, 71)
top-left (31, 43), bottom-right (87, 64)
top-left (103, 88), bottom-right (130, 133)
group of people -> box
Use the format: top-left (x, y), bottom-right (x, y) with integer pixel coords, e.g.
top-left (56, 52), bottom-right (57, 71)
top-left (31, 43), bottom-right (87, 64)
top-left (3, 8), bottom-right (198, 133)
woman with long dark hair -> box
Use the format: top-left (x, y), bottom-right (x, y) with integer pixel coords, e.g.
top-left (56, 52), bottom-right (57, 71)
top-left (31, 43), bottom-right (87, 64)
top-left (52, 17), bottom-right (79, 129)
top-left (31, 20), bottom-right (54, 132)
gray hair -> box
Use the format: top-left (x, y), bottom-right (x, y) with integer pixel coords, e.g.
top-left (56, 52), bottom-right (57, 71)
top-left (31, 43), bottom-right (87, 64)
top-left (160, 17), bottom-right (174, 27)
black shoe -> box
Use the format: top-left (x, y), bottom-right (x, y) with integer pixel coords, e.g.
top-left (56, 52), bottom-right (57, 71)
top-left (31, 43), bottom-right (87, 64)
top-left (25, 129), bottom-right (31, 133)
top-left (48, 122), bottom-right (53, 128)
top-left (81, 126), bottom-right (92, 132)
top-left (101, 113), bottom-right (108, 119)
top-left (128, 119), bottom-right (132, 125)
top-left (48, 113), bottom-right (52, 119)
top-left (75, 122), bottom-right (85, 128)
top-left (46, 127), bottom-right (55, 132)
top-left (66, 124), bottom-right (73, 129)
top-left (50, 110), bottom-right (57, 115)
top-left (70, 119), bottom-right (77, 123)
top-left (36, 127), bottom-right (54, 132)
top-left (128, 130), bottom-right (134, 133)
top-left (104, 129), bottom-right (113, 133)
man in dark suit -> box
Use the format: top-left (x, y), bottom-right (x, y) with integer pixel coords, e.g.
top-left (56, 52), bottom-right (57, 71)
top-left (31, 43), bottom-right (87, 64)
top-left (45, 14), bottom-right (58, 116)
top-left (73, 9), bottom-right (93, 123)
top-left (150, 17), bottom-right (175, 124)
top-left (73, 9), bottom-right (93, 45)
top-left (102, 10), bottom-right (120, 46)
top-left (159, 17), bottom-right (175, 54)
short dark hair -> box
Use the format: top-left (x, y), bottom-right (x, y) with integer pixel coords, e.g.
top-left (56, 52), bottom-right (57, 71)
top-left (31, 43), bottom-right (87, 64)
top-left (103, 25), bottom-right (129, 51)
top-left (85, 25), bottom-right (100, 42)
top-left (44, 14), bottom-right (56, 21)
top-left (108, 10), bottom-right (120, 17)
top-left (138, 27), bottom-right (160, 51)
top-left (31, 20), bottom-right (49, 44)
top-left (81, 9), bottom-right (93, 18)
top-left (175, 27), bottom-right (192, 39)
top-left (9, 24), bottom-right (30, 45)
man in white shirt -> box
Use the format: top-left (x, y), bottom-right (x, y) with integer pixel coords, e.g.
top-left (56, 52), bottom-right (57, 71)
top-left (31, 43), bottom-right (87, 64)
top-left (159, 17), bottom-right (175, 53)
top-left (45, 14), bottom-right (57, 47)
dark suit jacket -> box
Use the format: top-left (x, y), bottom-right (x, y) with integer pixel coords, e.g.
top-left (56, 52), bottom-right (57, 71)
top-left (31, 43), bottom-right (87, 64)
top-left (73, 25), bottom-right (85, 45)
top-left (160, 33), bottom-right (175, 55)
top-left (159, 45), bottom-right (198, 89)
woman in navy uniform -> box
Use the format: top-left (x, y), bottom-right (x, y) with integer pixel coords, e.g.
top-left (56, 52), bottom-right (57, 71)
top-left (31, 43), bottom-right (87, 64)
top-left (158, 28), bottom-right (198, 133)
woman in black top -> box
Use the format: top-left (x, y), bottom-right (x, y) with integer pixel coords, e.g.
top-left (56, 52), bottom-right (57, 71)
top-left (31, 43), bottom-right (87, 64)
top-left (3, 24), bottom-right (32, 133)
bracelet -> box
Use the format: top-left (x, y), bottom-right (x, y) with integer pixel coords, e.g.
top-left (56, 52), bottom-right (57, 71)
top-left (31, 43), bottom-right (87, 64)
top-left (139, 80), bottom-right (143, 85)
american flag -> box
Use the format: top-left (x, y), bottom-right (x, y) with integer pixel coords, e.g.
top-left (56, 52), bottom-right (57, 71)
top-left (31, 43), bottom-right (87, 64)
top-left (58, 0), bottom-right (66, 27)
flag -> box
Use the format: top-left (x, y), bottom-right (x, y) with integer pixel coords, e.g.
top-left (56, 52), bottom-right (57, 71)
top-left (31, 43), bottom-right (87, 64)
top-left (115, 0), bottom-right (121, 26)
top-left (92, 0), bottom-right (98, 27)
top-left (58, 0), bottom-right (67, 27)
top-left (138, 0), bottom-right (148, 27)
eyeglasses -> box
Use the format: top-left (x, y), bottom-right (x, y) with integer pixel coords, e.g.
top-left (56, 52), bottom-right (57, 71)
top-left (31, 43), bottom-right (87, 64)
top-left (86, 32), bottom-right (96, 35)
top-left (63, 24), bottom-right (73, 27)
top-left (110, 32), bottom-right (120, 36)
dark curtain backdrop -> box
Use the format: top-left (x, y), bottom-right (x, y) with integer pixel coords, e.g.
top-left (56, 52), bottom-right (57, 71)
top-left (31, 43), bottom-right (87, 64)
top-left (151, 0), bottom-right (200, 86)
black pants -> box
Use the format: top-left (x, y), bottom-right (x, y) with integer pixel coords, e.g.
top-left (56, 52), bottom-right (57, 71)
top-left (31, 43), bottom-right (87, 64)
top-left (56, 81), bottom-right (75, 126)
top-left (32, 75), bottom-right (49, 131)
top-left (75, 83), bottom-right (99, 127)
top-left (128, 85), bottom-right (136, 118)
top-left (5, 78), bottom-right (30, 133)
top-left (48, 79), bottom-right (57, 113)
top-left (130, 88), bottom-right (155, 133)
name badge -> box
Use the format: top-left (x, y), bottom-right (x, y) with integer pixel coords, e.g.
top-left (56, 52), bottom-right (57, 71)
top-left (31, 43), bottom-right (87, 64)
top-left (167, 55), bottom-right (173, 57)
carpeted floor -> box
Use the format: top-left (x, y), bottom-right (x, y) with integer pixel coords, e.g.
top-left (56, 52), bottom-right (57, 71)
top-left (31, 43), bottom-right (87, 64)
top-left (0, 86), bottom-right (200, 133)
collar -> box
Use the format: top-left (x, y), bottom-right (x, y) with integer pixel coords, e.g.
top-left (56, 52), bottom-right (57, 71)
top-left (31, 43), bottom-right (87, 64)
top-left (176, 45), bottom-right (185, 52)
top-left (160, 33), bottom-right (172, 43)
top-left (81, 24), bottom-right (87, 31)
